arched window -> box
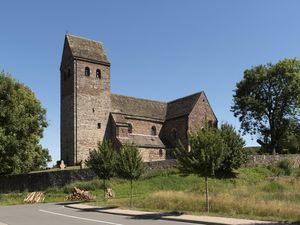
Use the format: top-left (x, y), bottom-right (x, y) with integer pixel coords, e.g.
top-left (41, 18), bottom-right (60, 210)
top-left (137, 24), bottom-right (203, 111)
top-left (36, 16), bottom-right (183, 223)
top-left (128, 124), bottom-right (133, 134)
top-left (85, 67), bottom-right (90, 76)
top-left (96, 69), bottom-right (101, 79)
top-left (151, 126), bottom-right (156, 136)
top-left (159, 149), bottom-right (163, 157)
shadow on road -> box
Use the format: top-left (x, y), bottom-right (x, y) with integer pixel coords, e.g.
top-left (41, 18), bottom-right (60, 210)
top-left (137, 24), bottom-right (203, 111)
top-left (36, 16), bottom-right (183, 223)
top-left (59, 203), bottom-right (297, 225)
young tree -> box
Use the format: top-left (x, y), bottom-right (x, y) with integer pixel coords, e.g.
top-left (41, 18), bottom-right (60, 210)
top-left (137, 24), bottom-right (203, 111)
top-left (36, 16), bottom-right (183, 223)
top-left (0, 72), bottom-right (51, 175)
top-left (116, 144), bottom-right (144, 207)
top-left (232, 58), bottom-right (300, 154)
top-left (175, 127), bottom-right (225, 212)
top-left (219, 123), bottom-right (247, 174)
top-left (85, 141), bottom-right (116, 200)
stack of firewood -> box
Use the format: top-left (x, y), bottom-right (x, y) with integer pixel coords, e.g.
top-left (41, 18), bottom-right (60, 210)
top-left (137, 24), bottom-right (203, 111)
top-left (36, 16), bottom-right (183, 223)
top-left (24, 192), bottom-right (45, 203)
top-left (65, 187), bottom-right (95, 201)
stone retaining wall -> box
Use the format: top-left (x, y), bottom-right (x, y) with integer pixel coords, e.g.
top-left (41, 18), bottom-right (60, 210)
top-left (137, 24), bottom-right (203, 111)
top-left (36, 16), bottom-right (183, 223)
top-left (247, 154), bottom-right (300, 168)
top-left (0, 159), bottom-right (177, 193)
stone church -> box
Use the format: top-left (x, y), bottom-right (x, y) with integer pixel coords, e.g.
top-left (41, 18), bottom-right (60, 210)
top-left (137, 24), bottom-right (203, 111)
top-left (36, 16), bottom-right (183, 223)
top-left (60, 34), bottom-right (217, 166)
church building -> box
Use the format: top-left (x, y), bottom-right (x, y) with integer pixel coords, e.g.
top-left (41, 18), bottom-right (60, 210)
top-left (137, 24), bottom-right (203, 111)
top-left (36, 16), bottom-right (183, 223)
top-left (60, 34), bottom-right (217, 166)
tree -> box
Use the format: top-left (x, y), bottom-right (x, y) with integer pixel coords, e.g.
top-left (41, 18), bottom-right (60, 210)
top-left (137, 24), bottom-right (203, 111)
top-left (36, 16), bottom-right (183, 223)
top-left (232, 59), bottom-right (300, 154)
top-left (0, 72), bottom-right (51, 175)
top-left (277, 120), bottom-right (300, 154)
top-left (218, 123), bottom-right (247, 174)
top-left (116, 144), bottom-right (144, 207)
top-left (175, 126), bottom-right (225, 212)
top-left (85, 141), bottom-right (116, 200)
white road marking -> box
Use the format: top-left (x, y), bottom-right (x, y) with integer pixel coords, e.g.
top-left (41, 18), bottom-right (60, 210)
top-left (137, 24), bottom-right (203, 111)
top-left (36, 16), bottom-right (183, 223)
top-left (39, 209), bottom-right (123, 225)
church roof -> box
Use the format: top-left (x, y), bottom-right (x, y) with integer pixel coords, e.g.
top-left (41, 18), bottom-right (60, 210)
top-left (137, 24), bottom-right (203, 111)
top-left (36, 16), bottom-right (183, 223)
top-left (166, 91), bottom-right (203, 119)
top-left (111, 94), bottom-right (167, 121)
top-left (117, 135), bottom-right (165, 148)
top-left (66, 34), bottom-right (110, 64)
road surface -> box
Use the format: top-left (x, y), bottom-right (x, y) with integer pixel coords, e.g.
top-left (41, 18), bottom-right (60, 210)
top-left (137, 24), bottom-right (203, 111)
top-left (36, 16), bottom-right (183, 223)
top-left (0, 203), bottom-right (197, 225)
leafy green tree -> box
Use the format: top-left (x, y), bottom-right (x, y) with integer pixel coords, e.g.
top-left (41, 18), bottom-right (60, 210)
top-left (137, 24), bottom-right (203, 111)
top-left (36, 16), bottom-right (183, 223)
top-left (116, 144), bottom-right (144, 207)
top-left (0, 72), bottom-right (51, 175)
top-left (85, 141), bottom-right (116, 199)
top-left (277, 120), bottom-right (300, 154)
top-left (175, 126), bottom-right (225, 212)
top-left (219, 123), bottom-right (247, 174)
top-left (232, 58), bottom-right (300, 154)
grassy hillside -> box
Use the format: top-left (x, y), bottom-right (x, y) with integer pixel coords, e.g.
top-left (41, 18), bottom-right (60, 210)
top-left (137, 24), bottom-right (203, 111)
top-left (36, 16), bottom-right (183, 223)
top-left (1, 166), bottom-right (300, 222)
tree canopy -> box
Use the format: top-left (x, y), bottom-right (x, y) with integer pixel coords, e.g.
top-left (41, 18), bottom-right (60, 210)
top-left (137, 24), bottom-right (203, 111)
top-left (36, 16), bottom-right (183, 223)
top-left (232, 58), bottom-right (300, 154)
top-left (0, 72), bottom-right (51, 175)
top-left (175, 126), bottom-right (226, 212)
top-left (116, 143), bottom-right (144, 207)
top-left (85, 141), bottom-right (116, 199)
top-left (219, 123), bottom-right (247, 174)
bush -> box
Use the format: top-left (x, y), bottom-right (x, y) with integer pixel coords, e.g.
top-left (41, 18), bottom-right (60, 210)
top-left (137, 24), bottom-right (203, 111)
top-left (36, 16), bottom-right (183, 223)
top-left (218, 123), bottom-right (247, 174)
top-left (277, 159), bottom-right (293, 176)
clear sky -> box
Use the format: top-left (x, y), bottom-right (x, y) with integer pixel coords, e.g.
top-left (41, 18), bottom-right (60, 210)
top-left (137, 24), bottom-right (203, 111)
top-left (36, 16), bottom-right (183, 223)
top-left (1, 0), bottom-right (300, 165)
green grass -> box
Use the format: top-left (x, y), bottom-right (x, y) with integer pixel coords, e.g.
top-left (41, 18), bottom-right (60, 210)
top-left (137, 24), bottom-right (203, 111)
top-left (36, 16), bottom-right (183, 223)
top-left (1, 166), bottom-right (300, 222)
top-left (29, 166), bottom-right (80, 174)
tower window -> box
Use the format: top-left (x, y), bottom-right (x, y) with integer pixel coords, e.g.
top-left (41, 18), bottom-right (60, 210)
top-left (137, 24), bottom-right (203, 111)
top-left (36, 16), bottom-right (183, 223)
top-left (97, 123), bottom-right (101, 129)
top-left (85, 67), bottom-right (90, 76)
top-left (63, 72), bottom-right (67, 81)
top-left (96, 69), bottom-right (101, 79)
top-left (128, 124), bottom-right (133, 134)
top-left (151, 126), bottom-right (156, 136)
top-left (68, 68), bottom-right (71, 77)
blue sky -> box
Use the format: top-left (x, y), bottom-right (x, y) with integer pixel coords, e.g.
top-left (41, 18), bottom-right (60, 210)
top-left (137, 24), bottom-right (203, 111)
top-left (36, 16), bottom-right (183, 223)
top-left (1, 0), bottom-right (300, 165)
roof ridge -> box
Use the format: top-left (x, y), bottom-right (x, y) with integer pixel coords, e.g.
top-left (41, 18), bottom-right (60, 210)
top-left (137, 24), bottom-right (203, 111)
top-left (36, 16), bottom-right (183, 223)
top-left (168, 91), bottom-right (203, 104)
top-left (66, 34), bottom-right (104, 46)
top-left (111, 93), bottom-right (166, 104)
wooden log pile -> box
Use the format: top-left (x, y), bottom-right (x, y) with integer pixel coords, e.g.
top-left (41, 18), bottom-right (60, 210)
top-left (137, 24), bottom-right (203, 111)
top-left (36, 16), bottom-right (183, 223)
top-left (65, 187), bottom-right (95, 201)
top-left (24, 192), bottom-right (45, 203)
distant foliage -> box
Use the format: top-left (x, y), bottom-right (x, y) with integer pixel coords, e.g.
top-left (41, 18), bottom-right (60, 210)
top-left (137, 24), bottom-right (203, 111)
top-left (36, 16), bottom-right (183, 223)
top-left (0, 72), bottom-right (51, 175)
top-left (218, 123), bottom-right (247, 174)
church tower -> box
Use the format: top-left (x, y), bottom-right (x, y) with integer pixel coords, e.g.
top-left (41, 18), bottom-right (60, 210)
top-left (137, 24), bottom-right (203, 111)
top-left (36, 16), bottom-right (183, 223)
top-left (60, 34), bottom-right (111, 165)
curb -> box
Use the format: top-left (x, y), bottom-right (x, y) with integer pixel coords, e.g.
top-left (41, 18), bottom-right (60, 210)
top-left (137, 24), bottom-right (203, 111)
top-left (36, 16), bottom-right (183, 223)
top-left (64, 203), bottom-right (280, 225)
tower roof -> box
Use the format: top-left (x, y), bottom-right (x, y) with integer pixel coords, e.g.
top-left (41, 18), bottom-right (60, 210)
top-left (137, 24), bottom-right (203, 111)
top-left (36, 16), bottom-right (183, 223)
top-left (65, 34), bottom-right (110, 64)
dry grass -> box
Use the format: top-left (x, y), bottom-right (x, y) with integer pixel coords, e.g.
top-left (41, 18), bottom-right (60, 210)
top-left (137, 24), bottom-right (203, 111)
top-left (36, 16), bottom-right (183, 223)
top-left (142, 177), bottom-right (300, 221)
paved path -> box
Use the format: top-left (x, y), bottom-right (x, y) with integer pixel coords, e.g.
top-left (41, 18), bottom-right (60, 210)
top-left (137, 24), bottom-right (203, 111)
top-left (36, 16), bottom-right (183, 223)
top-left (0, 202), bottom-right (282, 225)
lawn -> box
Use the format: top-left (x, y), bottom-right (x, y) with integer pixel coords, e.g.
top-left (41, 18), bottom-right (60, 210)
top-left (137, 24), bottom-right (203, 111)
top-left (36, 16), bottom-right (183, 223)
top-left (1, 166), bottom-right (300, 222)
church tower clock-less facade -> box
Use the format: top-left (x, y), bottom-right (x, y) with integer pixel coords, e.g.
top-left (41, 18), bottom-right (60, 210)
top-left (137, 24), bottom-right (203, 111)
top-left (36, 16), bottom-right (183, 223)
top-left (60, 34), bottom-right (111, 166)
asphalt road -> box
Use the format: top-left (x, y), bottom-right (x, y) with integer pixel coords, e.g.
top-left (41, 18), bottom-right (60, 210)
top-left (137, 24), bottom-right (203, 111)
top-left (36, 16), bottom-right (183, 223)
top-left (0, 203), bottom-right (197, 225)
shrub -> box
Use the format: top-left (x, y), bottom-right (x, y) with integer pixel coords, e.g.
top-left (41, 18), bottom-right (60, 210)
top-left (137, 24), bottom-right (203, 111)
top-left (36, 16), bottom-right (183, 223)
top-left (277, 159), bottom-right (293, 176)
top-left (218, 123), bottom-right (247, 174)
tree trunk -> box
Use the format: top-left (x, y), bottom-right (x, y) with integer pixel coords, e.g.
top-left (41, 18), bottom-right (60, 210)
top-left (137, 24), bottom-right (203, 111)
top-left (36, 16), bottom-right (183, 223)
top-left (130, 179), bottom-right (133, 207)
top-left (103, 179), bottom-right (106, 201)
top-left (205, 175), bottom-right (209, 213)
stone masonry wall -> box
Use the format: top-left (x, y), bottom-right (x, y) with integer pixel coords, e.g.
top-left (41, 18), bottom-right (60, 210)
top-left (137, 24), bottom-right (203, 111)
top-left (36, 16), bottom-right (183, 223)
top-left (161, 116), bottom-right (188, 148)
top-left (139, 147), bottom-right (166, 162)
top-left (60, 46), bottom-right (75, 165)
top-left (188, 92), bottom-right (217, 132)
top-left (75, 60), bottom-right (111, 165)
top-left (126, 118), bottom-right (163, 136)
top-left (247, 154), bottom-right (300, 168)
top-left (0, 160), bottom-right (177, 193)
